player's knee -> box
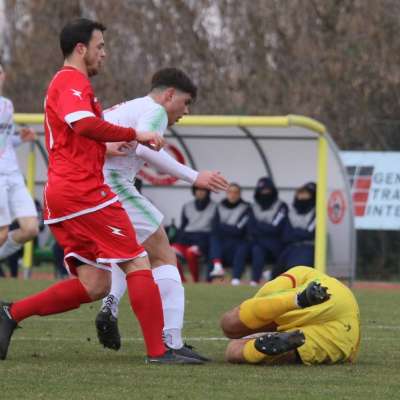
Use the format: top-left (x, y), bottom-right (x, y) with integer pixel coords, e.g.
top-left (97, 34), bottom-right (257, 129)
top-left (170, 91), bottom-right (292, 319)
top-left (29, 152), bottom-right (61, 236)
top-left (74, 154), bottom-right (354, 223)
top-left (25, 224), bottom-right (39, 240)
top-left (220, 310), bottom-right (243, 339)
top-left (149, 245), bottom-right (177, 267)
top-left (225, 340), bottom-right (244, 363)
top-left (83, 278), bottom-right (111, 300)
top-left (20, 219), bottom-right (39, 240)
top-left (0, 227), bottom-right (9, 246)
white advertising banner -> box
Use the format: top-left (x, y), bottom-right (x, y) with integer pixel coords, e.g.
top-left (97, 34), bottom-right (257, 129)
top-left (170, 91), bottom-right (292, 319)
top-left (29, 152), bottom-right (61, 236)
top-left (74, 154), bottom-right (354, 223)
top-left (341, 151), bottom-right (400, 230)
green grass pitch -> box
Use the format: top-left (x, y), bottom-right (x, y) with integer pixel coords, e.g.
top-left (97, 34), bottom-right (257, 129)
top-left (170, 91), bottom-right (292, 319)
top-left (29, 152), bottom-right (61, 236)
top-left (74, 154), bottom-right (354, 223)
top-left (0, 279), bottom-right (399, 400)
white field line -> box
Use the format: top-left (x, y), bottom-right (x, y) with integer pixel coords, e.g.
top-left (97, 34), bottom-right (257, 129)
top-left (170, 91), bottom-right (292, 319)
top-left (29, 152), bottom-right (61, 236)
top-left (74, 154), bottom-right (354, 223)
top-left (32, 318), bottom-right (400, 331)
top-left (12, 336), bottom-right (228, 342)
top-left (11, 336), bottom-right (399, 342)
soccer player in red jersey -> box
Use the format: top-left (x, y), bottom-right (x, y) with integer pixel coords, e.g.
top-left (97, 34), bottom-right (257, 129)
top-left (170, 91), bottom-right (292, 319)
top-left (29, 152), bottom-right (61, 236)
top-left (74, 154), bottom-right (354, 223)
top-left (0, 18), bottom-right (200, 364)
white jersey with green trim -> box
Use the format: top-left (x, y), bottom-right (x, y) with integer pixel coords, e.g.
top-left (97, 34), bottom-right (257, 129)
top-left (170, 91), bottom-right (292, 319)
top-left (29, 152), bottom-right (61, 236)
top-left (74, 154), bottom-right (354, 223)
top-left (0, 96), bottom-right (20, 174)
top-left (103, 96), bottom-right (168, 179)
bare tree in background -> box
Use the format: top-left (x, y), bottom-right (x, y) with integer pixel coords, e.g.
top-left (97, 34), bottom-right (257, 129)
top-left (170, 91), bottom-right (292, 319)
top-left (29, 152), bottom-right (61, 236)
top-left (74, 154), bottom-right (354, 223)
top-left (2, 0), bottom-right (400, 277)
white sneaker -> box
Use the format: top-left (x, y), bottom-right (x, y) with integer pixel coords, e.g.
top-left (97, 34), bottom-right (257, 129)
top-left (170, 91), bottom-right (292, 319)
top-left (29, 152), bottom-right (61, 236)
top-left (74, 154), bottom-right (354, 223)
top-left (210, 264), bottom-right (225, 277)
top-left (231, 278), bottom-right (241, 286)
top-left (249, 280), bottom-right (259, 287)
top-left (262, 270), bottom-right (272, 281)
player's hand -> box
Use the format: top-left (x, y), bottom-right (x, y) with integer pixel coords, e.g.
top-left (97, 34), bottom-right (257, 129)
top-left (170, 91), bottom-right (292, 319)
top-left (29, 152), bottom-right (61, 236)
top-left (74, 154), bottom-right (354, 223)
top-left (136, 131), bottom-right (164, 151)
top-left (194, 171), bottom-right (229, 193)
top-left (106, 141), bottom-right (133, 156)
top-left (20, 127), bottom-right (36, 142)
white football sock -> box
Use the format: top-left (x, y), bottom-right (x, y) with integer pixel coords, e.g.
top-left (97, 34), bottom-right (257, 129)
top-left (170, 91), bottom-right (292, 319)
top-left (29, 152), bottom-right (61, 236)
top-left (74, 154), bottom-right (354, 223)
top-left (0, 232), bottom-right (22, 260)
top-left (152, 264), bottom-right (185, 349)
top-left (101, 263), bottom-right (127, 316)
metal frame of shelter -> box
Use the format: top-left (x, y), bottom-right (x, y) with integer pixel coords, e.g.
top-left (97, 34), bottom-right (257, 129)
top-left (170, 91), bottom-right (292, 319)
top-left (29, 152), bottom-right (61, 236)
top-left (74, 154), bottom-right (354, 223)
top-left (14, 113), bottom-right (356, 281)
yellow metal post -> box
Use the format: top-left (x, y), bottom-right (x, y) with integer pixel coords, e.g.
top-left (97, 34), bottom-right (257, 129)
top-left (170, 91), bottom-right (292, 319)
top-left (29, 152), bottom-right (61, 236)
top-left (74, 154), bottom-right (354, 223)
top-left (314, 135), bottom-right (328, 273)
top-left (22, 141), bottom-right (36, 279)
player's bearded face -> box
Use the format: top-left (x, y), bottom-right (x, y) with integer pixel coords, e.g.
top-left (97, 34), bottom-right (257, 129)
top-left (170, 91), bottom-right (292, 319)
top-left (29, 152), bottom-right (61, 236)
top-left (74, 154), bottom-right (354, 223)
top-left (167, 91), bottom-right (192, 125)
top-left (84, 30), bottom-right (106, 77)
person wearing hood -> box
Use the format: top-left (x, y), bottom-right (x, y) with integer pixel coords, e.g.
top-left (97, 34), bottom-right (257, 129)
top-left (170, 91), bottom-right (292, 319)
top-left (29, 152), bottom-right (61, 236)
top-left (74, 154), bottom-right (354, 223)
top-left (172, 187), bottom-right (217, 282)
top-left (274, 182), bottom-right (316, 278)
top-left (208, 183), bottom-right (250, 279)
top-left (233, 177), bottom-right (288, 285)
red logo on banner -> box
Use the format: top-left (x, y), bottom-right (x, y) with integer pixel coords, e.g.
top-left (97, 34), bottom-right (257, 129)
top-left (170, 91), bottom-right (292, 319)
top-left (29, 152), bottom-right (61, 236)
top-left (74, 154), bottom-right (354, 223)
top-left (138, 143), bottom-right (187, 185)
top-left (346, 166), bottom-right (374, 216)
top-left (328, 190), bottom-right (346, 224)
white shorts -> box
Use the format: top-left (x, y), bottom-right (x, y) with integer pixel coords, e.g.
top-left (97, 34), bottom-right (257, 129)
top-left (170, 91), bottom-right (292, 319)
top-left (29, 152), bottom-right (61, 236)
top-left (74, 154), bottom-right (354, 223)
top-left (104, 169), bottom-right (164, 244)
top-left (0, 171), bottom-right (38, 227)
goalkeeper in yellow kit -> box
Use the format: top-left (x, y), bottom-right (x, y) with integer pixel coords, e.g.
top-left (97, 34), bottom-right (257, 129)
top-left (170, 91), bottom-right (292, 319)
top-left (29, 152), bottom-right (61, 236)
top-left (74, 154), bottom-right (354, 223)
top-left (221, 266), bottom-right (360, 365)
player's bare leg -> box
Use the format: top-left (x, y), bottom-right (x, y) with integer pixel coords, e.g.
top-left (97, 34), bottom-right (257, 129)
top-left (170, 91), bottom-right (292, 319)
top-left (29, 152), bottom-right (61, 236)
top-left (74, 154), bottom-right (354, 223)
top-left (225, 334), bottom-right (304, 364)
top-left (0, 226), bottom-right (8, 247)
top-left (98, 226), bottom-right (210, 361)
top-left (0, 216), bottom-right (39, 260)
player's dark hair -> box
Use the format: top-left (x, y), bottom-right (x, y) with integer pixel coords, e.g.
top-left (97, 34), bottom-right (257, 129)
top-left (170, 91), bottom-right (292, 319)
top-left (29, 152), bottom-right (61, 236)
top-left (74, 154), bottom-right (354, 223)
top-left (60, 18), bottom-right (106, 58)
top-left (151, 68), bottom-right (197, 100)
top-left (229, 182), bottom-right (241, 191)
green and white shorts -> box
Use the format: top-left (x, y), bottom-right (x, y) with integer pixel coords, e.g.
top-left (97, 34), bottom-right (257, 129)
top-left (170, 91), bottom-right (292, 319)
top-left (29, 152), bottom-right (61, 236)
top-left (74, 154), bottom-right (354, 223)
top-left (104, 170), bottom-right (163, 244)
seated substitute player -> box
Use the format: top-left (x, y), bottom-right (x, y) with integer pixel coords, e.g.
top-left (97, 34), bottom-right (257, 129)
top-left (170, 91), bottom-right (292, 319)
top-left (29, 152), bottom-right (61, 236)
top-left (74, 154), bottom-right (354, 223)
top-left (208, 183), bottom-right (250, 281)
top-left (96, 68), bottom-right (229, 360)
top-left (220, 266), bottom-right (360, 365)
top-left (172, 187), bottom-right (217, 282)
top-left (274, 182), bottom-right (316, 278)
top-left (0, 18), bottom-right (199, 364)
top-left (0, 61), bottom-right (39, 261)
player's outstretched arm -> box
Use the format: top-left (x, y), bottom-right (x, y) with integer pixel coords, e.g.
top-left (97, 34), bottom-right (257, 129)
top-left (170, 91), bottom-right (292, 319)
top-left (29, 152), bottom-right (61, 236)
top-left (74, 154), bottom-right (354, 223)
top-left (136, 144), bottom-right (198, 182)
top-left (136, 144), bottom-right (228, 192)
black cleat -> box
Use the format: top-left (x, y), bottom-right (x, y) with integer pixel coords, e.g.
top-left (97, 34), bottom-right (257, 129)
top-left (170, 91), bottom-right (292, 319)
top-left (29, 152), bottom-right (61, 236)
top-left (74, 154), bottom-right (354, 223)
top-left (297, 281), bottom-right (330, 308)
top-left (95, 306), bottom-right (121, 351)
top-left (168, 343), bottom-right (212, 362)
top-left (146, 348), bottom-right (204, 365)
top-left (254, 330), bottom-right (305, 356)
top-left (0, 302), bottom-right (19, 360)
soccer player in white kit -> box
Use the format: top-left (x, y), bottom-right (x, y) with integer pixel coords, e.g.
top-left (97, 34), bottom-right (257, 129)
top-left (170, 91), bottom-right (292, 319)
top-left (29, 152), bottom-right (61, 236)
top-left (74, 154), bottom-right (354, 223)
top-left (0, 62), bottom-right (39, 262)
top-left (96, 68), bottom-right (229, 361)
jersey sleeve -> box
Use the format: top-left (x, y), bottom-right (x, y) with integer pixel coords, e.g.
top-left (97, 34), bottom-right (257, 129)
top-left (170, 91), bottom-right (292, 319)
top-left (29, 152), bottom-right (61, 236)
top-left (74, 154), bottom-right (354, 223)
top-left (135, 105), bottom-right (168, 136)
top-left (57, 76), bottom-right (96, 125)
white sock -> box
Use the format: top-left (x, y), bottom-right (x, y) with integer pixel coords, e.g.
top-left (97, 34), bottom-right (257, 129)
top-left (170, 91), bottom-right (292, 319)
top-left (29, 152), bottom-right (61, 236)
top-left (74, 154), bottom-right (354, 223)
top-left (0, 232), bottom-right (22, 260)
top-left (152, 264), bottom-right (185, 349)
top-left (101, 263), bottom-right (127, 316)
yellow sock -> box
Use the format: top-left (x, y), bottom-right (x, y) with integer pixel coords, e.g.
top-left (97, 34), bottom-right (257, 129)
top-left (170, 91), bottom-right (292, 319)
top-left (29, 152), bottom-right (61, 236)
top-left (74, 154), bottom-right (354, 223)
top-left (240, 292), bottom-right (298, 330)
top-left (243, 339), bottom-right (267, 363)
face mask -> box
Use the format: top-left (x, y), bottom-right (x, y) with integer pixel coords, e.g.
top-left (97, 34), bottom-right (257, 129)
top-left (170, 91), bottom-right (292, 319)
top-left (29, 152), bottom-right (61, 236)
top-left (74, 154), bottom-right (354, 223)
top-left (255, 193), bottom-right (276, 210)
top-left (293, 198), bottom-right (315, 214)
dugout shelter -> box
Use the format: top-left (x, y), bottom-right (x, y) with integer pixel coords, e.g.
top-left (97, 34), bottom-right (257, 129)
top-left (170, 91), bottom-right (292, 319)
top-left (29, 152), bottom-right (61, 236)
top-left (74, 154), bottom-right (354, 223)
top-left (14, 114), bottom-right (356, 281)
